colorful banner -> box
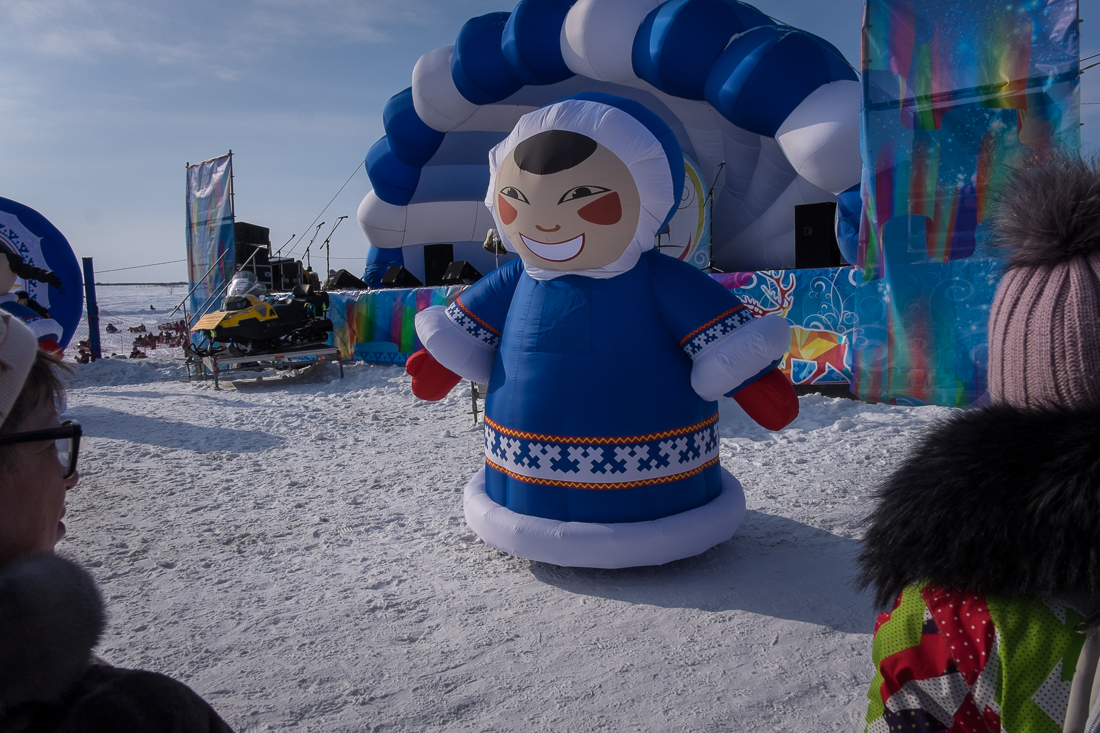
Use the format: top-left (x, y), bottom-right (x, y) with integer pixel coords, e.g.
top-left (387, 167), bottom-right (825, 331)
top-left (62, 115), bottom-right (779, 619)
top-left (328, 285), bottom-right (466, 364)
top-left (716, 268), bottom-right (858, 388)
top-left (657, 155), bottom-right (712, 270)
top-left (331, 268), bottom-right (859, 391)
top-left (857, 0), bottom-right (1079, 405)
top-left (186, 154), bottom-right (235, 320)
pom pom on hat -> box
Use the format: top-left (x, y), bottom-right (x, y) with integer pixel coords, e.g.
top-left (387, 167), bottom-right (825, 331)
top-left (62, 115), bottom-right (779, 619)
top-left (0, 314), bottom-right (38, 427)
top-left (988, 154), bottom-right (1100, 410)
top-left (993, 154), bottom-right (1100, 269)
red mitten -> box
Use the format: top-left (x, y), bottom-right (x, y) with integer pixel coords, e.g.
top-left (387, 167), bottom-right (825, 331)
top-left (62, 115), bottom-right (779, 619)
top-left (732, 368), bottom-right (799, 431)
top-left (405, 348), bottom-right (462, 401)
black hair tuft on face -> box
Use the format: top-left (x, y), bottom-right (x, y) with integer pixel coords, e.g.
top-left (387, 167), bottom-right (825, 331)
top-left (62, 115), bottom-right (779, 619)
top-left (513, 131), bottom-right (598, 175)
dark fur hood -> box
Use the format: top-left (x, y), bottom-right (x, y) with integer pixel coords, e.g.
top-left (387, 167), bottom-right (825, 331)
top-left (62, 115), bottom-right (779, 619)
top-left (0, 554), bottom-right (104, 710)
top-left (857, 404), bottom-right (1100, 608)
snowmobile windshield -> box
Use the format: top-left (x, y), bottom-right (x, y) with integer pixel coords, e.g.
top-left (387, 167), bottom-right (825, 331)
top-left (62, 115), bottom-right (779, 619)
top-left (226, 271), bottom-right (266, 298)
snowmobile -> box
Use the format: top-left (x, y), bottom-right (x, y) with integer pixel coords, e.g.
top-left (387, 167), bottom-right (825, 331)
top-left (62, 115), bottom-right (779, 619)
top-left (187, 271), bottom-right (334, 358)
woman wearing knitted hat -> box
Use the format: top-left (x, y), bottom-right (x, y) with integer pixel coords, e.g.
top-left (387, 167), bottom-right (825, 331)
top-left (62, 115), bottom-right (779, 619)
top-left (857, 153), bottom-right (1100, 733)
top-left (0, 314), bottom-right (234, 732)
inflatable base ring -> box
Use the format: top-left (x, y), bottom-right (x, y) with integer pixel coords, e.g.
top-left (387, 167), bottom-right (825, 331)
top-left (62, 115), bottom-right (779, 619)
top-left (463, 466), bottom-right (746, 568)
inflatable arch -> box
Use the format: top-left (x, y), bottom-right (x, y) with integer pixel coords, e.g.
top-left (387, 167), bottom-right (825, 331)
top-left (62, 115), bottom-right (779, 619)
top-left (0, 197), bottom-right (83, 350)
top-left (358, 0), bottom-right (862, 277)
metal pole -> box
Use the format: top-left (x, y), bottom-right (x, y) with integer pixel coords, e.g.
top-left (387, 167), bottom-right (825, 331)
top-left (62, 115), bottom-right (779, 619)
top-left (81, 258), bottom-right (102, 362)
top-left (321, 216), bottom-right (347, 280)
top-left (169, 247), bottom-right (231, 317)
top-left (704, 161), bottom-right (726, 273)
top-left (228, 150), bottom-right (235, 219)
top-left (303, 221), bottom-right (324, 275)
top-left (188, 243), bottom-right (266, 325)
top-left (275, 234), bottom-right (295, 258)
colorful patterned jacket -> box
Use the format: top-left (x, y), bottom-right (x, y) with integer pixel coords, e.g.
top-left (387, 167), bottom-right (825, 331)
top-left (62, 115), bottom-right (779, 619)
top-left (856, 404), bottom-right (1100, 733)
top-left (866, 584), bottom-right (1087, 732)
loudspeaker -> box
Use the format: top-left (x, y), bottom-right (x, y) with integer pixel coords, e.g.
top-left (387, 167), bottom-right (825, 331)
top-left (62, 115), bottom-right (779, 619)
top-left (381, 266), bottom-right (423, 289)
top-left (271, 258), bottom-right (304, 291)
top-left (441, 260), bottom-right (482, 285)
top-left (794, 202), bottom-right (846, 269)
top-left (423, 243), bottom-right (454, 287)
top-left (236, 241), bottom-right (270, 268)
top-left (327, 269), bottom-right (368, 290)
top-left (234, 222), bottom-right (270, 246)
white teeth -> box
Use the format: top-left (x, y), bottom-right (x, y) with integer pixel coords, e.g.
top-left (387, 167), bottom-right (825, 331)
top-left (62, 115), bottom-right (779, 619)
top-left (519, 233), bottom-right (584, 262)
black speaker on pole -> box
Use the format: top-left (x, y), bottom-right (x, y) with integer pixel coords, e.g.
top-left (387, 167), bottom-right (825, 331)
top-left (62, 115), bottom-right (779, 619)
top-left (326, 269), bottom-right (369, 290)
top-left (381, 266), bottom-right (424, 289)
top-left (794, 202), bottom-right (846, 269)
top-left (234, 223), bottom-right (273, 289)
top-left (441, 260), bottom-right (482, 286)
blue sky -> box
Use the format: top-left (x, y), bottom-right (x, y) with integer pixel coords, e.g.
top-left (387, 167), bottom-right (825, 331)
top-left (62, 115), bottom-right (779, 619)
top-left (1, 0), bottom-right (1096, 283)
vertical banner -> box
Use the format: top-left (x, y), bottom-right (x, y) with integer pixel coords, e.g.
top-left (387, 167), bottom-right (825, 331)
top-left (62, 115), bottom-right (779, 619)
top-left (186, 153), bottom-right (235, 319)
top-left (856, 0), bottom-right (1079, 405)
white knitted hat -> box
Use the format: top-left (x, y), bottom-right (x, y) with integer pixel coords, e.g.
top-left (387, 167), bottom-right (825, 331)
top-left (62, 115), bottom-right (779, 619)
top-left (0, 314), bottom-right (38, 427)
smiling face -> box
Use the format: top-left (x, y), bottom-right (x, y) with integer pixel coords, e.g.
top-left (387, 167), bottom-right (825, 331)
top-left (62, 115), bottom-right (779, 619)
top-left (494, 133), bottom-right (641, 272)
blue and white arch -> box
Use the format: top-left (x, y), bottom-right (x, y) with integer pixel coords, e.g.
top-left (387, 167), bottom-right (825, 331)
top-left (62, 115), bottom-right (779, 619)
top-left (358, 0), bottom-right (862, 277)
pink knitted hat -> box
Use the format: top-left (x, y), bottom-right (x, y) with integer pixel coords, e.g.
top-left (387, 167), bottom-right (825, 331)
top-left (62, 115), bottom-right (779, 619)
top-left (988, 154), bottom-right (1100, 410)
top-left (0, 314), bottom-right (37, 427)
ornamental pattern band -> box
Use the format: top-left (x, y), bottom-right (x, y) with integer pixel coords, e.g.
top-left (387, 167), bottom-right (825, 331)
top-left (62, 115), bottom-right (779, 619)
top-left (446, 300), bottom-right (500, 350)
top-left (681, 305), bottom-right (755, 359)
top-left (483, 414), bottom-right (720, 487)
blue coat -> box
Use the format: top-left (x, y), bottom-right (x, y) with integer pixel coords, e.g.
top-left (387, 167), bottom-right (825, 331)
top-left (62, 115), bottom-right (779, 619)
top-left (450, 249), bottom-right (759, 523)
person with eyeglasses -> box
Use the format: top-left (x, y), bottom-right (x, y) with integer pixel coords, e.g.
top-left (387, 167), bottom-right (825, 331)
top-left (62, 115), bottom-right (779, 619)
top-left (0, 314), bottom-right (234, 732)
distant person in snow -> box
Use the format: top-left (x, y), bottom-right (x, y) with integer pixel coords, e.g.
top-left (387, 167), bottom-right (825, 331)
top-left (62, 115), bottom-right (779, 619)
top-left (857, 153), bottom-right (1100, 732)
top-left (0, 314), bottom-right (235, 733)
top-left (305, 266), bottom-right (321, 291)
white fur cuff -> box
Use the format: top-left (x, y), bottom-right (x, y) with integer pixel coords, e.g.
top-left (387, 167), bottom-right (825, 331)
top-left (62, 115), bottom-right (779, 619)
top-left (414, 305), bottom-right (496, 384)
top-left (689, 315), bottom-right (791, 402)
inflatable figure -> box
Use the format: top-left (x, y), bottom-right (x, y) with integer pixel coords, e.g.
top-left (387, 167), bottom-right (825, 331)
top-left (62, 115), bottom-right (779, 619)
top-left (407, 94), bottom-right (797, 568)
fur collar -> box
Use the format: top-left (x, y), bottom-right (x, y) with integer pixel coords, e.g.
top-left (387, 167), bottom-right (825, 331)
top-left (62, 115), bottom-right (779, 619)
top-left (0, 554), bottom-right (104, 711)
top-left (857, 404), bottom-right (1100, 608)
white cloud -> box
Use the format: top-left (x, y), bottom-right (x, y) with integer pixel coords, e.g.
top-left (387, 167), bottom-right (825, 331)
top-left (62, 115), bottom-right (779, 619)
top-left (0, 0), bottom-right (435, 73)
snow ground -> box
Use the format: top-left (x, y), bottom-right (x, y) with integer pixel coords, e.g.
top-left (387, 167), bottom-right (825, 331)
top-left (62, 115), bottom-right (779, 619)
top-left (59, 285), bottom-right (955, 732)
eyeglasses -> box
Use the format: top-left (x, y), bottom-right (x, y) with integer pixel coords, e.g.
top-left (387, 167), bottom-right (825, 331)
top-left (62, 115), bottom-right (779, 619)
top-left (0, 420), bottom-right (82, 479)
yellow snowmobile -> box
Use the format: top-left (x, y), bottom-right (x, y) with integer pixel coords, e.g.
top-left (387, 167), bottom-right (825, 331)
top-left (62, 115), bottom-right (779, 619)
top-left (189, 271), bottom-right (333, 357)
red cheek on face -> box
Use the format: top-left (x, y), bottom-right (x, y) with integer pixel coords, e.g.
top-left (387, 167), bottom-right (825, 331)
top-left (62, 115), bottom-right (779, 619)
top-left (497, 195), bottom-right (518, 225)
top-left (577, 192), bottom-right (622, 226)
